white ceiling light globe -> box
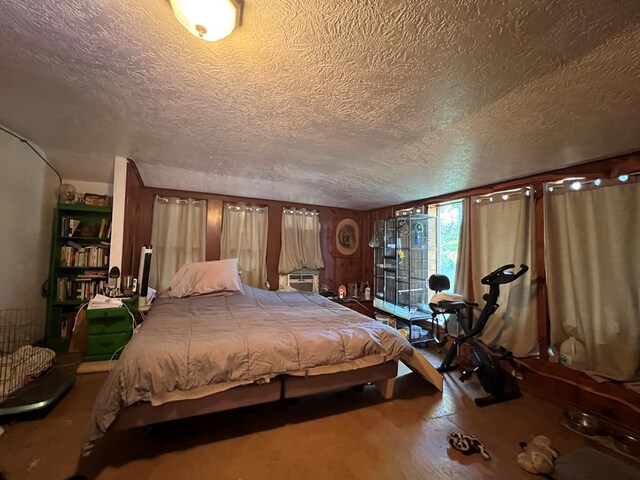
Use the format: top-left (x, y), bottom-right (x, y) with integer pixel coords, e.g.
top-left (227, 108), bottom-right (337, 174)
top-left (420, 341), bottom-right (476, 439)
top-left (170, 0), bottom-right (239, 42)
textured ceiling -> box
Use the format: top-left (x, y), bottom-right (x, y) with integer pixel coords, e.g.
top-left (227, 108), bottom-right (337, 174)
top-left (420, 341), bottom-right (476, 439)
top-left (1, 1), bottom-right (640, 209)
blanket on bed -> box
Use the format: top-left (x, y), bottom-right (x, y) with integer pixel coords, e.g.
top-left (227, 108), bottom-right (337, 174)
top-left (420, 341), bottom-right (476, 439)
top-left (82, 287), bottom-right (413, 455)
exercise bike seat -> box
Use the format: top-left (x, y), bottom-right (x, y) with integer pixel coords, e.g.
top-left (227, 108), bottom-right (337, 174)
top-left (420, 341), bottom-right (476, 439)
top-left (438, 300), bottom-right (467, 311)
top-left (430, 293), bottom-right (468, 312)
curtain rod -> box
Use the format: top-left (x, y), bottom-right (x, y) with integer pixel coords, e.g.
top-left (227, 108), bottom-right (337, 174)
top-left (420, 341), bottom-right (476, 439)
top-left (225, 203), bottom-right (267, 212)
top-left (473, 187), bottom-right (531, 204)
top-left (156, 196), bottom-right (206, 205)
top-left (283, 207), bottom-right (320, 216)
top-left (544, 171), bottom-right (638, 194)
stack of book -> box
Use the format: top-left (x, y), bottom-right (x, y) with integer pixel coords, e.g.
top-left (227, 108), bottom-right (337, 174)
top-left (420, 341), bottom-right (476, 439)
top-left (60, 217), bottom-right (111, 239)
top-left (83, 193), bottom-right (111, 206)
top-left (56, 275), bottom-right (108, 302)
top-left (60, 242), bottom-right (109, 267)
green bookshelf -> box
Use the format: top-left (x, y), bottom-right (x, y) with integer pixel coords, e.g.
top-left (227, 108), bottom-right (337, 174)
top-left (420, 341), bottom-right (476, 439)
top-left (46, 203), bottom-right (113, 352)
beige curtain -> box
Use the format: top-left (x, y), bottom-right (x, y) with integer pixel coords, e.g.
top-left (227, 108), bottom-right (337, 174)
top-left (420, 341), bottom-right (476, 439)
top-left (545, 180), bottom-right (640, 381)
top-left (454, 197), bottom-right (471, 298)
top-left (470, 190), bottom-right (538, 357)
top-left (149, 196), bottom-right (207, 292)
top-left (278, 208), bottom-right (324, 274)
top-left (220, 204), bottom-right (268, 289)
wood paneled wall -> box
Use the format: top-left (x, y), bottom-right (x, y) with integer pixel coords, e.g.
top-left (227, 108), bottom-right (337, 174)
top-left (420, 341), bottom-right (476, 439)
top-left (359, 151), bottom-right (640, 430)
top-left (121, 160), bottom-right (145, 276)
top-left (121, 161), bottom-right (366, 291)
top-left (120, 154), bottom-right (640, 428)
top-left (360, 151), bottom-right (640, 354)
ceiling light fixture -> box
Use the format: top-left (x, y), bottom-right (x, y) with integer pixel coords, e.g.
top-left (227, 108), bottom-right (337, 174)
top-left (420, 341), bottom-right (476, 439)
top-left (169, 0), bottom-right (244, 42)
top-left (618, 174), bottom-right (629, 182)
top-left (570, 181), bottom-right (582, 191)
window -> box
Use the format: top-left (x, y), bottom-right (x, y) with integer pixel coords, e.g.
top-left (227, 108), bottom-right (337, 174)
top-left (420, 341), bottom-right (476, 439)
top-left (220, 203), bottom-right (268, 289)
top-left (545, 174), bottom-right (640, 379)
top-left (149, 196), bottom-right (207, 292)
top-left (469, 188), bottom-right (537, 357)
top-left (428, 201), bottom-right (463, 289)
top-left (278, 207), bottom-right (324, 274)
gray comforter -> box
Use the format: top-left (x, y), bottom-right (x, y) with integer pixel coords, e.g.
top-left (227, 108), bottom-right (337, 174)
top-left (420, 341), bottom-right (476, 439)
top-left (81, 287), bottom-right (413, 455)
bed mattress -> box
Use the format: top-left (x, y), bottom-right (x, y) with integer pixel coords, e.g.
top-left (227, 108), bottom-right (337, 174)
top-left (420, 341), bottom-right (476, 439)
top-left (82, 286), bottom-right (413, 455)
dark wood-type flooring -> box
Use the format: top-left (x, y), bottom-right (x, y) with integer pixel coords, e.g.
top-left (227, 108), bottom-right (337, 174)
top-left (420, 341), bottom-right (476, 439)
top-left (1, 351), bottom-right (638, 480)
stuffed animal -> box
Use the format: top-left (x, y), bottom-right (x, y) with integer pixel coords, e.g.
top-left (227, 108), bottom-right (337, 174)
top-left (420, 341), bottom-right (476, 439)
top-left (517, 435), bottom-right (558, 475)
top-left (447, 432), bottom-right (491, 460)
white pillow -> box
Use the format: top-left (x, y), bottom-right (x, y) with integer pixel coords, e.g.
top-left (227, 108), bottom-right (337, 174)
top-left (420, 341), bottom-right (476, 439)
top-left (163, 259), bottom-right (244, 298)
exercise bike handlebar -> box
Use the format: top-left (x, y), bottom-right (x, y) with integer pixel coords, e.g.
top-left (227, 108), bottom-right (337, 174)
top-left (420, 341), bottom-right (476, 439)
top-left (481, 264), bottom-right (529, 285)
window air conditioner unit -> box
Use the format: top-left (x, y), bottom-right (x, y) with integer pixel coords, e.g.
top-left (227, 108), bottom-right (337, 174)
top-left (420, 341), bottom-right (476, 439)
top-left (279, 270), bottom-right (319, 293)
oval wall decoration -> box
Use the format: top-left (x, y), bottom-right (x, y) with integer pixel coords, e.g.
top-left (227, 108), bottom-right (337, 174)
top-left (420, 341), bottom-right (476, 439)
top-left (334, 218), bottom-right (360, 257)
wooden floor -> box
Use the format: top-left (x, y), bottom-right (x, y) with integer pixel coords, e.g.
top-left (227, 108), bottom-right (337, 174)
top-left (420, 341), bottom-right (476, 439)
top-left (0, 351), bottom-right (638, 480)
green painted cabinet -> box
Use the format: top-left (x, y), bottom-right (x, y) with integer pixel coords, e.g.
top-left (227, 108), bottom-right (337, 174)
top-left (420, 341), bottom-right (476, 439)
top-left (84, 295), bottom-right (138, 361)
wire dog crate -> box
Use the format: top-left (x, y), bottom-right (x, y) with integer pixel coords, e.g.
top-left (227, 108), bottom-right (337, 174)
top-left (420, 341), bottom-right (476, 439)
top-left (0, 308), bottom-right (51, 402)
top-left (0, 308), bottom-right (75, 415)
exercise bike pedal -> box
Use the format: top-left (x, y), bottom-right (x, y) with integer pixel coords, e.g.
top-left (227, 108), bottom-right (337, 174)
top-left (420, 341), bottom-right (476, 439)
top-left (474, 389), bottom-right (522, 408)
top-left (458, 369), bottom-right (475, 382)
top-left (436, 363), bottom-right (459, 373)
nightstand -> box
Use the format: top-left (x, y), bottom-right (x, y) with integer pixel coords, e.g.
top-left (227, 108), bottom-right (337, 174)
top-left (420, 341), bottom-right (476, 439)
top-left (84, 295), bottom-right (138, 362)
top-left (331, 297), bottom-right (375, 318)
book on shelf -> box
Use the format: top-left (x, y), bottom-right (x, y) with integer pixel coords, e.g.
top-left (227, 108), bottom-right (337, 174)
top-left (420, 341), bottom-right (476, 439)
top-left (76, 248), bottom-right (87, 267)
top-left (97, 218), bottom-right (111, 238)
top-left (61, 217), bottom-right (81, 237)
top-left (60, 246), bottom-right (76, 266)
top-left (60, 312), bottom-right (76, 338)
top-left (67, 240), bottom-right (82, 249)
top-left (60, 244), bottom-right (109, 267)
top-left (77, 270), bottom-right (108, 279)
top-left (83, 193), bottom-right (110, 206)
top-left (56, 277), bottom-right (68, 302)
top-left (56, 277), bottom-right (108, 302)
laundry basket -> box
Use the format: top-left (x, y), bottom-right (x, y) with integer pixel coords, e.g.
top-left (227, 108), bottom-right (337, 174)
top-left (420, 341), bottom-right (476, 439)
top-left (0, 308), bottom-right (54, 404)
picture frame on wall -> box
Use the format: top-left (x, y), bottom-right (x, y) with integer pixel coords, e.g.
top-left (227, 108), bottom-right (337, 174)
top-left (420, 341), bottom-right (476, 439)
top-left (332, 218), bottom-right (360, 257)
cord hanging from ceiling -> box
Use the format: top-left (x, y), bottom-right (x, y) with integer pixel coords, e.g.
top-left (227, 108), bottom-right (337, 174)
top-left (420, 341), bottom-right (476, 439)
top-left (0, 124), bottom-right (62, 186)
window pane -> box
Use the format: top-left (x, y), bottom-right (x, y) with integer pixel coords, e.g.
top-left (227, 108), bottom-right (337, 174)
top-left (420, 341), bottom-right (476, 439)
top-left (437, 201), bottom-right (463, 289)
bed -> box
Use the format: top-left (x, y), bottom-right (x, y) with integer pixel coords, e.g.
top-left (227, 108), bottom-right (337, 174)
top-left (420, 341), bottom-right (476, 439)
top-left (81, 285), bottom-right (442, 456)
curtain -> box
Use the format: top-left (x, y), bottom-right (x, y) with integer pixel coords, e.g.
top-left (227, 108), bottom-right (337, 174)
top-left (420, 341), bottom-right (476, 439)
top-left (441, 198), bottom-right (472, 337)
top-left (220, 204), bottom-right (268, 289)
top-left (470, 189), bottom-right (538, 357)
top-left (545, 179), bottom-right (640, 381)
top-left (453, 197), bottom-right (471, 298)
top-left (278, 208), bottom-right (324, 273)
top-left (149, 196), bottom-right (207, 292)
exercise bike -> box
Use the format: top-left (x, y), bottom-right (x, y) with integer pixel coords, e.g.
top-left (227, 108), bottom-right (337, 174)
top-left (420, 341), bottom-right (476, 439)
top-left (429, 264), bottom-right (529, 407)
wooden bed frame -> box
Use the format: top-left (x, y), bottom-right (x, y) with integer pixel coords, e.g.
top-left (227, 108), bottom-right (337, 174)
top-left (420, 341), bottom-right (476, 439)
top-left (110, 361), bottom-right (398, 431)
